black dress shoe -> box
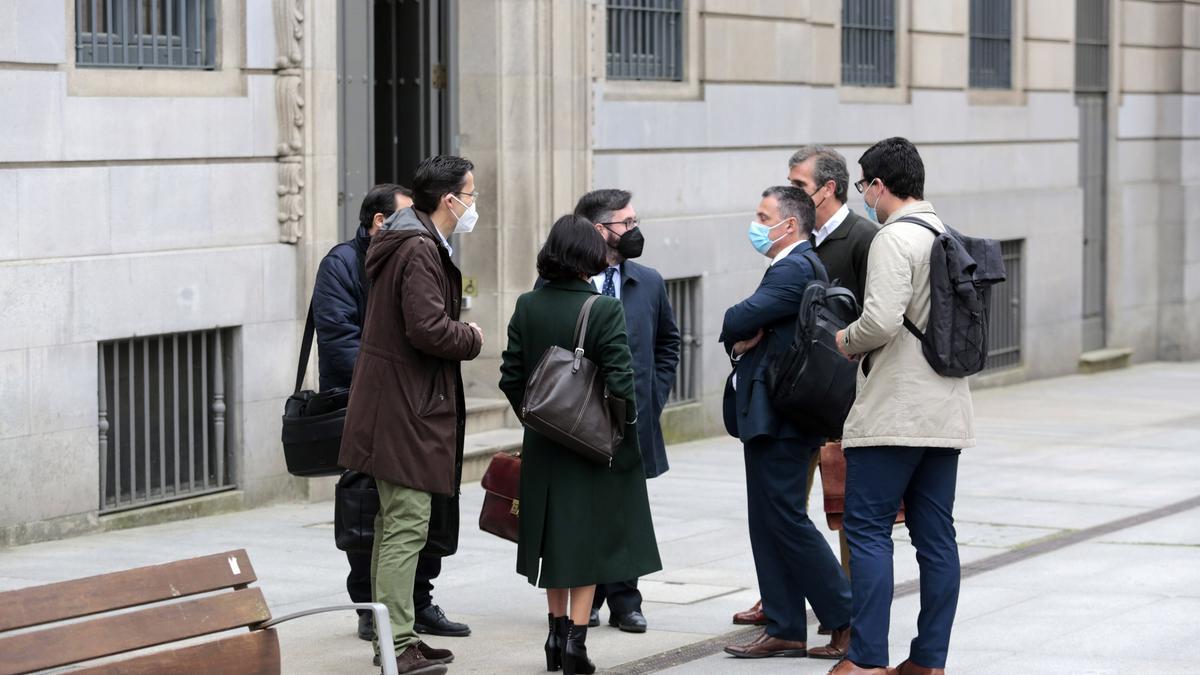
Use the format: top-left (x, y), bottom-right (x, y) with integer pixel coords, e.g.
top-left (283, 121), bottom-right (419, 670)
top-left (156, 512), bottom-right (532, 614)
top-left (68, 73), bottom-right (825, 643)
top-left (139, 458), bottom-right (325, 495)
top-left (414, 605), bottom-right (471, 637)
top-left (587, 608), bottom-right (600, 628)
top-left (608, 610), bottom-right (647, 633)
top-left (358, 613), bottom-right (376, 641)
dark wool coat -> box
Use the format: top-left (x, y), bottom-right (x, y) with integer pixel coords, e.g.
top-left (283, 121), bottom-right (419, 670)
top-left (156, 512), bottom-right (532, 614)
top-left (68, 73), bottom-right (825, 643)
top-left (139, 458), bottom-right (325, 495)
top-left (499, 279), bottom-right (663, 588)
top-left (339, 208), bottom-right (481, 497)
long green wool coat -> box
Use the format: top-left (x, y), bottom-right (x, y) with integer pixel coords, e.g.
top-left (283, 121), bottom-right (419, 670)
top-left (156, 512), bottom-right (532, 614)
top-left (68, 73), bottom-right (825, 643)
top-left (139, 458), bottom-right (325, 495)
top-left (498, 279), bottom-right (663, 588)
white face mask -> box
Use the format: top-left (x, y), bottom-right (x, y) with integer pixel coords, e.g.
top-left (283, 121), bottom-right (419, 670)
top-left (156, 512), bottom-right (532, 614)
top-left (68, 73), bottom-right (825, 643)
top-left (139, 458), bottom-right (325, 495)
top-left (451, 195), bottom-right (479, 234)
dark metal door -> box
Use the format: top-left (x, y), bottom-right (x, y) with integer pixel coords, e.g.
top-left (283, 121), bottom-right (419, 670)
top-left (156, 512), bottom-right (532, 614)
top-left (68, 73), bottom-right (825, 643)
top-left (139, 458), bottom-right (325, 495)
top-left (1078, 94), bottom-right (1107, 351)
top-left (338, 1), bottom-right (376, 240)
top-left (1075, 0), bottom-right (1109, 351)
top-left (374, 0), bottom-right (447, 187)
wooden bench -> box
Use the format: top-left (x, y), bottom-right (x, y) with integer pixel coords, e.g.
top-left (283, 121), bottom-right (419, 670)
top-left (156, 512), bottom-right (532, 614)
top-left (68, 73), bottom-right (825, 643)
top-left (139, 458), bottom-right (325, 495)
top-left (0, 549), bottom-right (398, 675)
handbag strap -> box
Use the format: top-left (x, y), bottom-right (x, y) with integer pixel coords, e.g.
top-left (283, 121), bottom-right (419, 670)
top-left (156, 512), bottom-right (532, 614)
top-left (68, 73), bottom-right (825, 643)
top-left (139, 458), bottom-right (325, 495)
top-left (295, 301), bottom-right (315, 394)
top-left (571, 295), bottom-right (602, 372)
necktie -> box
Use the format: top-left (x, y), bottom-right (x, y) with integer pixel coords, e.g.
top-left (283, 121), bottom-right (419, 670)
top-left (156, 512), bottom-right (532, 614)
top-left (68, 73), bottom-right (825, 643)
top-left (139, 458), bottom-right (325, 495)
top-left (602, 267), bottom-right (617, 298)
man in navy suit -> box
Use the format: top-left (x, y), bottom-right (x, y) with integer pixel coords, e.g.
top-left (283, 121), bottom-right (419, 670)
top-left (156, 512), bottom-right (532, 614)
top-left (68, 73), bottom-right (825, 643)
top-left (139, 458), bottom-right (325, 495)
top-left (720, 186), bottom-right (853, 661)
top-left (573, 189), bottom-right (681, 633)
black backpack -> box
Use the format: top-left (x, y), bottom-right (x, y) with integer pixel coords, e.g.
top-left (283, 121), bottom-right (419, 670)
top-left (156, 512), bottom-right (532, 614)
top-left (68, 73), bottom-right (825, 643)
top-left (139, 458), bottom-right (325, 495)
top-left (766, 251), bottom-right (861, 438)
top-left (894, 217), bottom-right (1007, 377)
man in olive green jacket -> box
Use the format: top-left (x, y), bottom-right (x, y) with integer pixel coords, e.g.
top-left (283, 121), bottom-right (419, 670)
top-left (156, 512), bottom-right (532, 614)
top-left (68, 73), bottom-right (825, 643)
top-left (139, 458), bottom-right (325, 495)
top-left (832, 137), bottom-right (973, 675)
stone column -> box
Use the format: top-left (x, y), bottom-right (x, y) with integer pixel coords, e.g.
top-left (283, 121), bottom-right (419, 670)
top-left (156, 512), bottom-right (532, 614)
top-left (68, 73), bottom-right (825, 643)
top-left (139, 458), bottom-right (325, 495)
top-left (456, 0), bottom-right (593, 396)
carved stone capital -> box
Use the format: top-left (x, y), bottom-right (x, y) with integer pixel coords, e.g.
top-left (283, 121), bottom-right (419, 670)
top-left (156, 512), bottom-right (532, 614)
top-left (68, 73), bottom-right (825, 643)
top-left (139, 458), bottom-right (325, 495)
top-left (274, 0), bottom-right (305, 243)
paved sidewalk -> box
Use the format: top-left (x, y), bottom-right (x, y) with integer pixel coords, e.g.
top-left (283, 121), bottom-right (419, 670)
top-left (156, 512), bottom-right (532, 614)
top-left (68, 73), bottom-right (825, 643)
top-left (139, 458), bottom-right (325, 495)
top-left (2, 362), bottom-right (1200, 674)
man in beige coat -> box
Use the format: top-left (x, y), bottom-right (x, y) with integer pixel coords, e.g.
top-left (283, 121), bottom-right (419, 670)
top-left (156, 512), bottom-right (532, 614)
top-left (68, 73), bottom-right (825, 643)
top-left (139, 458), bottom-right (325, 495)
top-left (829, 138), bottom-right (973, 675)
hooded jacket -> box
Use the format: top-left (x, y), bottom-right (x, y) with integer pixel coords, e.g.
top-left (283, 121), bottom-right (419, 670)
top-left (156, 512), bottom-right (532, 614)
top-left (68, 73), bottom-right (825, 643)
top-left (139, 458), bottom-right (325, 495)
top-left (338, 207), bottom-right (482, 496)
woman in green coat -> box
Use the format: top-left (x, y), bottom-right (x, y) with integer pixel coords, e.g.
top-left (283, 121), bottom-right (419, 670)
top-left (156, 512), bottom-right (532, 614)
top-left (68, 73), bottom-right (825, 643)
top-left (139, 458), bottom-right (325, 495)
top-left (499, 214), bottom-right (662, 675)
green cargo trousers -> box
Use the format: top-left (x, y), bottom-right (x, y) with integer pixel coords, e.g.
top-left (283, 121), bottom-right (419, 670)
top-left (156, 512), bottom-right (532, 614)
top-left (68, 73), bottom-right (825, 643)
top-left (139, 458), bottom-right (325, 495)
top-left (370, 479), bottom-right (432, 654)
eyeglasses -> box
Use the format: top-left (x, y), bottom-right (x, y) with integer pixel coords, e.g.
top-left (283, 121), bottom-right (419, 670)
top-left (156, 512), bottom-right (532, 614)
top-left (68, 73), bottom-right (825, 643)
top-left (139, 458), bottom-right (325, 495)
top-left (853, 178), bottom-right (874, 194)
top-left (456, 190), bottom-right (480, 199)
top-left (599, 217), bottom-right (640, 229)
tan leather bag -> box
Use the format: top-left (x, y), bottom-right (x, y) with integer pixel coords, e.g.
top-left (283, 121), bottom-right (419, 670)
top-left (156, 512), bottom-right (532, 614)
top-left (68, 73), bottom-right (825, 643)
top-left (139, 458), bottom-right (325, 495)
top-left (520, 295), bottom-right (627, 466)
top-left (820, 441), bottom-right (906, 530)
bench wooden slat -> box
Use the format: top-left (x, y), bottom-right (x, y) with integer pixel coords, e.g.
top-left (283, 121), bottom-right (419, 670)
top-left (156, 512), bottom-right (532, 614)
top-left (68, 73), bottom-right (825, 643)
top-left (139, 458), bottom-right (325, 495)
top-left (0, 549), bottom-right (255, 631)
top-left (0, 588), bottom-right (271, 675)
top-left (65, 629), bottom-right (281, 675)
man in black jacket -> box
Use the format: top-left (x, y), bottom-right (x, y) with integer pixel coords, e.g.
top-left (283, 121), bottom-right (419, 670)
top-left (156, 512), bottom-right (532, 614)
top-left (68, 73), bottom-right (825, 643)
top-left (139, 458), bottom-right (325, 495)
top-left (313, 183), bottom-right (470, 647)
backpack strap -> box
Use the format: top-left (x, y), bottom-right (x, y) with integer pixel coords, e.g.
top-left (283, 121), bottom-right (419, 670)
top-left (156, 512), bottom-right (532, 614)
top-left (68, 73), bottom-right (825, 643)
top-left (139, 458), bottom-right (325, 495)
top-left (891, 217), bottom-right (939, 343)
top-left (295, 301), bottom-right (315, 394)
top-left (800, 249), bottom-right (829, 283)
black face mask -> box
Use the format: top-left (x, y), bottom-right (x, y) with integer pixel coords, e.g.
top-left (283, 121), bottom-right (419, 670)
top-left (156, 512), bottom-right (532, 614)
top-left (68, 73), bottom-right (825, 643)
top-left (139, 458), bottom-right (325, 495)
top-left (612, 227), bottom-right (644, 260)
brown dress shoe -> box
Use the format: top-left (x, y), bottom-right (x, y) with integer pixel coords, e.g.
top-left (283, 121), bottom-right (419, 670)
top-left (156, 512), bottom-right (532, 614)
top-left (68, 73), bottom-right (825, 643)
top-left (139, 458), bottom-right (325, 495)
top-left (809, 626), bottom-right (850, 660)
top-left (416, 641), bottom-right (454, 665)
top-left (732, 599), bottom-right (768, 625)
top-left (895, 658), bottom-right (944, 675)
top-left (389, 644), bottom-right (448, 675)
top-left (723, 628), bottom-right (807, 658)
top-left (826, 658), bottom-right (891, 674)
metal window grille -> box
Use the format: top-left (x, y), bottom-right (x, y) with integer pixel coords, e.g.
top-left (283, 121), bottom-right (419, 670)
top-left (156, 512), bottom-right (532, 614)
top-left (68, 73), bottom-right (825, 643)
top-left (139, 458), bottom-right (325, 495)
top-left (607, 0), bottom-right (684, 81)
top-left (98, 329), bottom-right (235, 514)
top-left (842, 0), bottom-right (896, 87)
top-left (666, 277), bottom-right (700, 405)
top-left (1075, 0), bottom-right (1109, 93)
top-left (969, 0), bottom-right (1012, 89)
top-left (75, 0), bottom-right (218, 69)
top-left (985, 240), bottom-right (1022, 371)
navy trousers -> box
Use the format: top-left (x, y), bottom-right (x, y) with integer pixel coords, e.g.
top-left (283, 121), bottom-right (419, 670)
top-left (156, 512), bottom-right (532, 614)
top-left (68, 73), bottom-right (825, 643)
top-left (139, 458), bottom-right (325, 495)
top-left (843, 446), bottom-right (960, 669)
top-left (744, 437), bottom-right (852, 641)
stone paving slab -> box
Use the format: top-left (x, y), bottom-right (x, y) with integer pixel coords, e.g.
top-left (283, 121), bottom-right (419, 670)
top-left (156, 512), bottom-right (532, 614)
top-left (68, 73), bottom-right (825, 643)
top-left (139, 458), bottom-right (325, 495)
top-left (2, 362), bottom-right (1200, 674)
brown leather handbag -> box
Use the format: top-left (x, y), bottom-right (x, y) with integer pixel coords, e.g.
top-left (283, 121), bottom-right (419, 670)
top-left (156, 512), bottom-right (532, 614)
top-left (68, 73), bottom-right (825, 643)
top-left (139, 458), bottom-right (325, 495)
top-left (520, 295), bottom-right (628, 466)
top-left (479, 451), bottom-right (521, 543)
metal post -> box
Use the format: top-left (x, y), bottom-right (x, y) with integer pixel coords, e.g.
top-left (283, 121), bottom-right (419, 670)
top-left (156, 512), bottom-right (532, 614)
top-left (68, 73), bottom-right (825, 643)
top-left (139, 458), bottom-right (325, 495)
top-left (173, 333), bottom-right (180, 494)
top-left (201, 330), bottom-right (209, 489)
top-left (113, 341), bottom-right (122, 505)
top-left (158, 335), bottom-right (166, 496)
top-left (126, 341), bottom-right (136, 503)
top-left (98, 345), bottom-right (109, 510)
top-left (142, 337), bottom-right (151, 501)
top-left (186, 332), bottom-right (194, 489)
top-left (212, 331), bottom-right (226, 486)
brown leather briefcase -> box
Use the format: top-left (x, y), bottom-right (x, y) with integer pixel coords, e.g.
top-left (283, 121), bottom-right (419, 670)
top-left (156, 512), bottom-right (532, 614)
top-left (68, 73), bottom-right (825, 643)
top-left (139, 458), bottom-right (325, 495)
top-left (479, 451), bottom-right (521, 543)
top-left (820, 441), bottom-right (906, 530)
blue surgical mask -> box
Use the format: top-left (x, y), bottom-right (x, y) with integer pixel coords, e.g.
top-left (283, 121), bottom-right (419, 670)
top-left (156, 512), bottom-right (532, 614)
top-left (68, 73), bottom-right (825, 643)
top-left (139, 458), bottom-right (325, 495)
top-left (747, 219), bottom-right (789, 256)
top-left (863, 178), bottom-right (883, 223)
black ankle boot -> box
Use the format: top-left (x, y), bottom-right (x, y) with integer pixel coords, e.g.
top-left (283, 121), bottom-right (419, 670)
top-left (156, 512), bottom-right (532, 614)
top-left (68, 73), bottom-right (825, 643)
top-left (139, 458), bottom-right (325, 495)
top-left (562, 621), bottom-right (596, 675)
top-left (545, 614), bottom-right (568, 671)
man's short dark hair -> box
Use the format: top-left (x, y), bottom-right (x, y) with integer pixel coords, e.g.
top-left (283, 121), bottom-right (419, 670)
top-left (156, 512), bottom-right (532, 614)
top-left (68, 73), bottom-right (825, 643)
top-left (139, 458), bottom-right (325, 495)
top-left (761, 185), bottom-right (816, 237)
top-left (789, 145), bottom-right (850, 203)
top-left (859, 137), bottom-right (925, 200)
top-left (412, 155), bottom-right (474, 214)
top-left (358, 183), bottom-right (413, 227)
top-left (573, 189), bottom-right (632, 226)
top-left (537, 214), bottom-right (609, 281)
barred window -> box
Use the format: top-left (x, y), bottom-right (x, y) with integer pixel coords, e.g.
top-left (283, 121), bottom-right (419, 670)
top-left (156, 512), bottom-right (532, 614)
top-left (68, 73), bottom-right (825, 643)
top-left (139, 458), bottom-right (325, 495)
top-left (842, 0), bottom-right (896, 87)
top-left (98, 329), bottom-right (235, 513)
top-left (666, 277), bottom-right (700, 405)
top-left (1075, 0), bottom-right (1109, 93)
top-left (607, 0), bottom-right (684, 81)
top-left (969, 0), bottom-right (1012, 89)
top-left (985, 240), bottom-right (1022, 371)
top-left (76, 0), bottom-right (218, 69)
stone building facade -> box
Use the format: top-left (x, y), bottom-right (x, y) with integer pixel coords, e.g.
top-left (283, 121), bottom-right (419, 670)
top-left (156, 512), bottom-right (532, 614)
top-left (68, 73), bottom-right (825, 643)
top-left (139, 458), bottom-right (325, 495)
top-left (1, 0), bottom-right (1197, 544)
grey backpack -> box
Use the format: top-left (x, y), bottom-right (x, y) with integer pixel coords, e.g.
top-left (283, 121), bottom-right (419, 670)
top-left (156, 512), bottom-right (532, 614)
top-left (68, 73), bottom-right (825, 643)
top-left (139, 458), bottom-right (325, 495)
top-left (894, 217), bottom-right (1007, 377)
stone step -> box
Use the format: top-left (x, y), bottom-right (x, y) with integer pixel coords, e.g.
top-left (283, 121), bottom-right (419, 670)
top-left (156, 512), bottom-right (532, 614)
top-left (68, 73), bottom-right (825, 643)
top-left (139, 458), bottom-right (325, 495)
top-left (461, 427), bottom-right (523, 484)
top-left (1079, 347), bottom-right (1133, 375)
top-left (465, 397), bottom-right (512, 435)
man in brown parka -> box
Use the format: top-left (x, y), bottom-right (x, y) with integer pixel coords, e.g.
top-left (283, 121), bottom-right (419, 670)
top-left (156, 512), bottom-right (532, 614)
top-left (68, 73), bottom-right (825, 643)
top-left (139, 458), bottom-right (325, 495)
top-left (339, 155), bottom-right (483, 675)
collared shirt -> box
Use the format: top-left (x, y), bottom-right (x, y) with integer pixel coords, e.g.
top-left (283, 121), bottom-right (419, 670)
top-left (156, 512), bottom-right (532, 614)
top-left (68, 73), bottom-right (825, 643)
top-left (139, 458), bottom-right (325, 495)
top-left (814, 204), bottom-right (850, 248)
top-left (591, 266), bottom-right (622, 299)
top-left (771, 240), bottom-right (804, 267)
top-left (437, 231), bottom-right (454, 257)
